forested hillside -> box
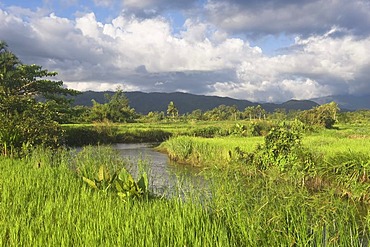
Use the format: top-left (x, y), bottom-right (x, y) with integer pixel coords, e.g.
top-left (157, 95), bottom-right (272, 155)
top-left (72, 91), bottom-right (319, 114)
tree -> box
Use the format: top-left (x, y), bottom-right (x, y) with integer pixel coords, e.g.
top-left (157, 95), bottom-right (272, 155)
top-left (167, 101), bottom-right (178, 119)
top-left (89, 89), bottom-right (137, 123)
top-left (230, 105), bottom-right (239, 121)
top-left (271, 108), bottom-right (287, 121)
top-left (0, 41), bottom-right (79, 156)
top-left (244, 106), bottom-right (255, 120)
top-left (105, 89), bottom-right (136, 122)
top-left (188, 109), bottom-right (203, 120)
top-left (145, 111), bottom-right (165, 122)
top-left (298, 102), bottom-right (340, 128)
top-left (90, 99), bottom-right (109, 121)
top-left (255, 105), bottom-right (266, 120)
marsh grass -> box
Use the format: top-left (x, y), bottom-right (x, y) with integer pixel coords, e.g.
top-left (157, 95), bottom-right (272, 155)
top-left (0, 147), bottom-right (225, 246)
top-left (158, 136), bottom-right (263, 167)
top-left (158, 124), bottom-right (370, 245)
top-left (63, 120), bottom-right (269, 146)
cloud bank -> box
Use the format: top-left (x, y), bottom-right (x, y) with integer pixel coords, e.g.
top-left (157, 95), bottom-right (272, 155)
top-left (1, 0), bottom-right (370, 102)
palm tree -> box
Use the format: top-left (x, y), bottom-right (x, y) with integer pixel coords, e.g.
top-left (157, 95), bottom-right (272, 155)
top-left (167, 101), bottom-right (178, 118)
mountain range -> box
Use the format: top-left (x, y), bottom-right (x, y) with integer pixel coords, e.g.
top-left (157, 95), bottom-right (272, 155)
top-left (311, 94), bottom-right (370, 111)
top-left (71, 91), bottom-right (321, 114)
top-left (71, 91), bottom-right (370, 114)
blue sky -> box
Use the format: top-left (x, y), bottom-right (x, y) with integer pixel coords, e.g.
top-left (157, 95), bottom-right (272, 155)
top-left (1, 0), bottom-right (370, 102)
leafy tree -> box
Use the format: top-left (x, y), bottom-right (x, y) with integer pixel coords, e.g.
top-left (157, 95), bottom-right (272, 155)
top-left (244, 106), bottom-right (255, 120)
top-left (271, 108), bottom-right (287, 121)
top-left (203, 105), bottom-right (241, 121)
top-left (145, 111), bottom-right (165, 122)
top-left (230, 105), bottom-right (239, 121)
top-left (338, 109), bottom-right (370, 124)
top-left (90, 99), bottom-right (109, 121)
top-left (69, 105), bottom-right (91, 123)
top-left (167, 101), bottom-right (179, 119)
top-left (105, 89), bottom-right (136, 122)
top-left (255, 105), bottom-right (262, 120)
top-left (298, 102), bottom-right (339, 128)
top-left (0, 41), bottom-right (79, 156)
top-left (187, 109), bottom-right (203, 120)
top-left (89, 89), bottom-right (137, 123)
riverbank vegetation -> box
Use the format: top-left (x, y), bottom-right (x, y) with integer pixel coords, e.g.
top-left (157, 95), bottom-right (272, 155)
top-left (2, 123), bottom-right (370, 245)
top-left (2, 40), bottom-right (370, 245)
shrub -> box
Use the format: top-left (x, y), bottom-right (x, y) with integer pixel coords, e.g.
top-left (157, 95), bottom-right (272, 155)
top-left (239, 122), bottom-right (315, 172)
top-left (191, 126), bottom-right (222, 138)
top-left (0, 103), bottom-right (63, 157)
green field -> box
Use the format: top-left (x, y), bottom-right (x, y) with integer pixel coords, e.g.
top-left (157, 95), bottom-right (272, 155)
top-left (1, 122), bottom-right (370, 246)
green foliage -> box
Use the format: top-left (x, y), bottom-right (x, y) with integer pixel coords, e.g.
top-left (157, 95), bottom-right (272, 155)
top-left (81, 165), bottom-right (149, 200)
top-left (166, 101), bottom-right (179, 118)
top-left (243, 105), bottom-right (266, 120)
top-left (264, 123), bottom-right (302, 159)
top-left (187, 109), bottom-right (203, 120)
top-left (239, 122), bottom-right (315, 172)
top-left (191, 126), bottom-right (222, 138)
top-left (89, 89), bottom-right (137, 123)
top-left (338, 109), bottom-right (370, 124)
top-left (116, 129), bottom-right (172, 143)
top-left (229, 123), bottom-right (248, 136)
top-left (0, 41), bottom-right (78, 156)
top-left (249, 121), bottom-right (263, 136)
top-left (143, 111), bottom-right (165, 122)
top-left (63, 124), bottom-right (172, 146)
top-left (322, 151), bottom-right (370, 202)
top-left (229, 121), bottom-right (274, 137)
top-left (299, 102), bottom-right (339, 128)
top-left (1, 134), bottom-right (370, 246)
top-left (0, 100), bottom-right (63, 157)
top-left (93, 120), bottom-right (119, 142)
top-left (203, 104), bottom-right (241, 121)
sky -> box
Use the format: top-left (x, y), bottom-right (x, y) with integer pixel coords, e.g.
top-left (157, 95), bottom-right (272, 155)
top-left (1, 0), bottom-right (370, 102)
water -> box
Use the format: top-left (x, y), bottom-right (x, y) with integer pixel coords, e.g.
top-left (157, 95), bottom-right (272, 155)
top-left (112, 143), bottom-right (208, 198)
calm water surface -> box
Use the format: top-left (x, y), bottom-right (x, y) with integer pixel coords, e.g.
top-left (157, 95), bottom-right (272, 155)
top-left (112, 143), bottom-right (208, 197)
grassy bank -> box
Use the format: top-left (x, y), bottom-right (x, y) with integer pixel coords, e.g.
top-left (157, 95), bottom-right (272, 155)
top-left (158, 136), bottom-right (263, 166)
top-left (62, 120), bottom-right (273, 146)
top-left (157, 123), bottom-right (370, 245)
top-left (63, 124), bottom-right (172, 146)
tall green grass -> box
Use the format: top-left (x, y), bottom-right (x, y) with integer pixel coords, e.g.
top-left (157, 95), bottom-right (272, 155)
top-left (2, 122), bottom-right (370, 246)
top-left (1, 144), bottom-right (369, 246)
top-left (157, 124), bottom-right (370, 245)
top-left (0, 148), bottom-right (223, 246)
top-left (158, 136), bottom-right (263, 166)
top-left (204, 166), bottom-right (369, 246)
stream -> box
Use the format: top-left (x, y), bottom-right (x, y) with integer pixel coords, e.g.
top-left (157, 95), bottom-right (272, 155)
top-left (112, 143), bottom-right (209, 198)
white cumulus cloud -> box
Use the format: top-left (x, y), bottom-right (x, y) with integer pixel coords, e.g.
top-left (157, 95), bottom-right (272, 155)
top-left (1, 4), bottom-right (370, 102)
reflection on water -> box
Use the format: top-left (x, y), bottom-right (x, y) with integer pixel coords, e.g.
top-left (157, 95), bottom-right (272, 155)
top-left (112, 143), bottom-right (208, 198)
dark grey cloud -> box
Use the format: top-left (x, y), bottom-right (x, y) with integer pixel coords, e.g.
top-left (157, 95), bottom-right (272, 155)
top-left (124, 69), bottom-right (237, 95)
top-left (347, 63), bottom-right (370, 96)
top-left (205, 0), bottom-right (370, 37)
top-left (121, 0), bottom-right (198, 18)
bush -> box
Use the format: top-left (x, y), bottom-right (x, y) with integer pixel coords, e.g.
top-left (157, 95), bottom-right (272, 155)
top-left (64, 125), bottom-right (172, 146)
top-left (191, 126), bottom-right (222, 138)
top-left (238, 122), bottom-right (315, 172)
top-left (0, 103), bottom-right (63, 157)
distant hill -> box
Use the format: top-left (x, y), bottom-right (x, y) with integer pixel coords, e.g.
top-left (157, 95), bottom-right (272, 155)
top-left (71, 91), bottom-right (319, 114)
top-left (311, 94), bottom-right (370, 111)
